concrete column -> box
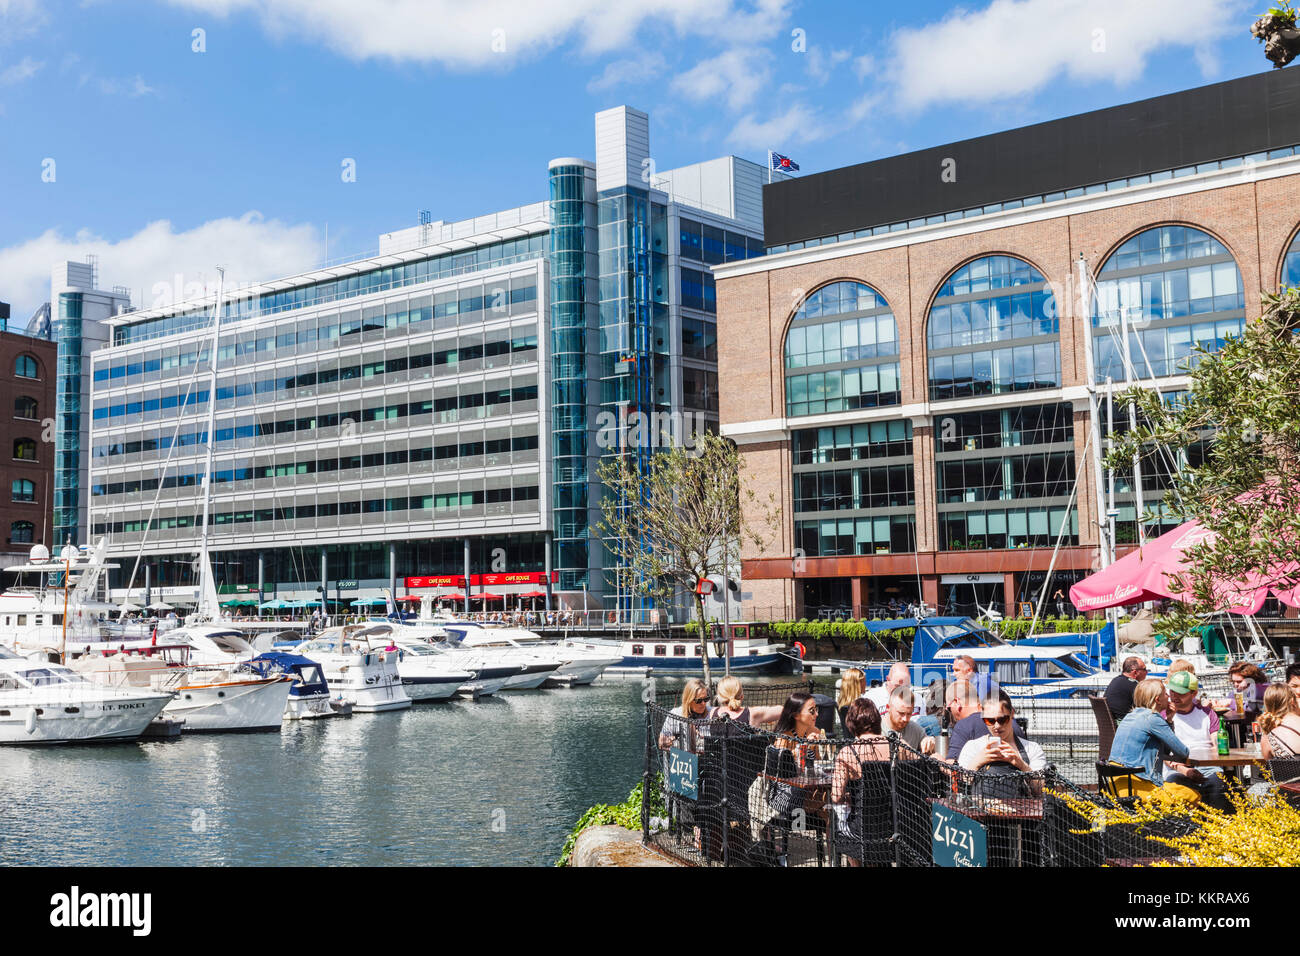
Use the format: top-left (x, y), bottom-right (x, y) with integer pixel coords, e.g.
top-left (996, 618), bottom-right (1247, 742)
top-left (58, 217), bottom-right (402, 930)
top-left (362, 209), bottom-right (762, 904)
top-left (463, 538), bottom-right (471, 598)
top-left (911, 416), bottom-right (938, 554)
top-left (144, 563), bottom-right (151, 608)
top-left (257, 553), bottom-right (265, 605)
top-left (922, 576), bottom-right (939, 615)
top-left (320, 549), bottom-right (328, 621)
top-left (850, 577), bottom-right (864, 619)
top-left (544, 532), bottom-right (553, 612)
top-left (388, 542), bottom-right (397, 597)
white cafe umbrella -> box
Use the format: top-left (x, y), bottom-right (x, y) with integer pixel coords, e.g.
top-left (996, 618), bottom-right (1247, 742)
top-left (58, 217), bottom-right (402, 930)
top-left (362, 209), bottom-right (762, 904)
top-left (146, 602), bottom-right (174, 611)
top-left (117, 602), bottom-right (143, 613)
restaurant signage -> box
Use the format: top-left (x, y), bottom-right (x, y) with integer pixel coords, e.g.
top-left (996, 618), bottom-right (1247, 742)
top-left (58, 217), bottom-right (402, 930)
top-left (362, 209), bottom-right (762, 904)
top-left (667, 747), bottom-right (698, 800)
top-left (403, 572), bottom-right (558, 589)
top-left (939, 573), bottom-right (1002, 585)
top-left (931, 804), bottom-right (986, 867)
top-left (337, 579), bottom-right (359, 589)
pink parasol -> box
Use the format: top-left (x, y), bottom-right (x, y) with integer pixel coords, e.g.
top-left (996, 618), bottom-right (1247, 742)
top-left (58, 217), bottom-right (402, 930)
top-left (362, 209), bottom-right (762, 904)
top-left (1070, 518), bottom-right (1300, 614)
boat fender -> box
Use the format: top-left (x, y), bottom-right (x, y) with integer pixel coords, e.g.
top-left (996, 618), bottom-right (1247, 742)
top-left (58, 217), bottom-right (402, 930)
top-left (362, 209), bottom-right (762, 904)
top-left (25, 707), bottom-right (37, 734)
top-left (793, 642), bottom-right (806, 659)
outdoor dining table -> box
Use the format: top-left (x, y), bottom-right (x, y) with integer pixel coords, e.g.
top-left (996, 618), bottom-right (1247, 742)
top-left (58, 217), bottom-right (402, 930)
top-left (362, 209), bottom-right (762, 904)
top-left (930, 795), bottom-right (1044, 867)
top-left (1184, 746), bottom-right (1266, 769)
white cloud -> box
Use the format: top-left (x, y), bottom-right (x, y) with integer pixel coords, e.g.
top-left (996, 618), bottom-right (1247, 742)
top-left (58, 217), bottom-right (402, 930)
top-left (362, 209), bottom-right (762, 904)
top-left (0, 213), bottom-right (321, 320)
top-left (852, 53), bottom-right (875, 81)
top-left (0, 0), bottom-right (46, 43)
top-left (0, 55), bottom-right (40, 84)
top-left (93, 74), bottom-right (156, 97)
top-left (805, 46), bottom-right (850, 84)
top-left (672, 47), bottom-right (772, 112)
top-left (587, 52), bottom-right (666, 94)
top-left (728, 102), bottom-right (826, 151)
top-left (886, 0), bottom-right (1240, 109)
top-left (163, 0), bottom-right (792, 68)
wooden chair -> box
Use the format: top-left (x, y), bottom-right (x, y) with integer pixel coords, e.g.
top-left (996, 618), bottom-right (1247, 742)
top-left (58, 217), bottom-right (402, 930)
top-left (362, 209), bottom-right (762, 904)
top-left (1088, 694), bottom-right (1117, 762)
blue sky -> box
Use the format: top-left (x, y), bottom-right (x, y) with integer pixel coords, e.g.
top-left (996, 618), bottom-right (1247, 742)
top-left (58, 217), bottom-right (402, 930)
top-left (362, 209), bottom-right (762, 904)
top-left (0, 0), bottom-right (1267, 320)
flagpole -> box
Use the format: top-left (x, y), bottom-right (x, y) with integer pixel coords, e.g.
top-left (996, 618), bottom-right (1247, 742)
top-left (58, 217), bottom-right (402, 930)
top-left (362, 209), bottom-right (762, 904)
top-left (767, 149), bottom-right (772, 185)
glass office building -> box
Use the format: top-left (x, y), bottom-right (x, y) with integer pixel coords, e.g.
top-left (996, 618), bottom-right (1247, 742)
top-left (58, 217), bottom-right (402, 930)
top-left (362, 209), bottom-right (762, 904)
top-left (81, 106), bottom-right (771, 610)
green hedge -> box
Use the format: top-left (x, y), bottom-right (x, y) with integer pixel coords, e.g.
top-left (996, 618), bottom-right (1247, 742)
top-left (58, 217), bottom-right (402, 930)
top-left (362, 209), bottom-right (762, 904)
top-left (556, 778), bottom-right (665, 867)
top-left (992, 617), bottom-right (1110, 641)
top-left (685, 616), bottom-right (1108, 644)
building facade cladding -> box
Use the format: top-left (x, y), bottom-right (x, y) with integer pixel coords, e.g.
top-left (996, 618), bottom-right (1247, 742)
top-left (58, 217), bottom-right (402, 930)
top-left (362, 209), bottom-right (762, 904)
top-left (716, 146), bottom-right (1300, 619)
top-left (1, 330), bottom-right (57, 558)
top-left (87, 248), bottom-right (551, 595)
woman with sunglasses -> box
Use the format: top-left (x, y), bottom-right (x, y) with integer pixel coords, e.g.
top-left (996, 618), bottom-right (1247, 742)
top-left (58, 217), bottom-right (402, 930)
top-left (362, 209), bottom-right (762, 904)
top-left (658, 678), bottom-right (712, 753)
top-left (957, 697), bottom-right (1046, 772)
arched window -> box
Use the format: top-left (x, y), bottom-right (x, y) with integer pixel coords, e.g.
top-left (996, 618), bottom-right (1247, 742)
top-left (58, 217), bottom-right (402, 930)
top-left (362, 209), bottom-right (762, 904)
top-left (9, 521), bottom-right (34, 544)
top-left (14, 355), bottom-right (38, 379)
top-left (1092, 225), bottom-right (1244, 381)
top-left (1284, 229), bottom-right (1300, 289)
top-left (926, 255), bottom-right (1059, 401)
top-left (13, 438), bottom-right (36, 461)
top-left (11, 479), bottom-right (35, 502)
top-left (784, 281), bottom-right (900, 417)
top-left (14, 396), bottom-right (37, 419)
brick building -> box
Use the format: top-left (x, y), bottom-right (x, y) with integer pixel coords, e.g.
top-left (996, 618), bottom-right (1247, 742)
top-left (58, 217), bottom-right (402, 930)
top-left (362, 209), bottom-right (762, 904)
top-left (715, 69), bottom-right (1300, 621)
top-left (1, 326), bottom-right (57, 563)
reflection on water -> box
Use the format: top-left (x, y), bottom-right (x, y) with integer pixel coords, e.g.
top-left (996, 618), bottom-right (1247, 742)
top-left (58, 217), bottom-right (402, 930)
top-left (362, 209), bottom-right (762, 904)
top-left (0, 681), bottom-right (648, 867)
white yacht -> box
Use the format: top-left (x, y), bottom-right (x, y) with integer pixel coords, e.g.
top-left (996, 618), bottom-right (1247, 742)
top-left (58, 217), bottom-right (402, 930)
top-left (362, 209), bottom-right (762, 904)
top-left (440, 621), bottom-right (621, 686)
top-left (383, 641), bottom-right (474, 702)
top-left (0, 645), bottom-right (171, 744)
top-left (0, 542), bottom-right (120, 658)
top-left (293, 626), bottom-right (411, 713)
top-left (72, 646), bottom-right (292, 733)
top-left (356, 624), bottom-right (520, 697)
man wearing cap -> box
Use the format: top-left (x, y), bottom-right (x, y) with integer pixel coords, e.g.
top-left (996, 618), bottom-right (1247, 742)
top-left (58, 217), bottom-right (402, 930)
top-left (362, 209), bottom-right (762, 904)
top-left (1163, 670), bottom-right (1231, 812)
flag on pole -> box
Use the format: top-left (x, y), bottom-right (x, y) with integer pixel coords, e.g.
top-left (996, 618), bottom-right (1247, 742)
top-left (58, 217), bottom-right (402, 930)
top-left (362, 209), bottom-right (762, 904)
top-left (770, 151), bottom-right (800, 172)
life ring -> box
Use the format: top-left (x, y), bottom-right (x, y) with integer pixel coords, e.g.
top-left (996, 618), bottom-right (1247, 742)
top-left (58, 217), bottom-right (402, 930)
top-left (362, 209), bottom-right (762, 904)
top-left (793, 641), bottom-right (806, 659)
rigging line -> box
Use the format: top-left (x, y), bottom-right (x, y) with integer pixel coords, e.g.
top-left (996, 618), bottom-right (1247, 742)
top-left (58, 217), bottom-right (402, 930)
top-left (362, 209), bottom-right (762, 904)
top-left (1028, 420), bottom-right (1092, 640)
top-left (1117, 321), bottom-right (1190, 513)
top-left (118, 344), bottom-right (208, 604)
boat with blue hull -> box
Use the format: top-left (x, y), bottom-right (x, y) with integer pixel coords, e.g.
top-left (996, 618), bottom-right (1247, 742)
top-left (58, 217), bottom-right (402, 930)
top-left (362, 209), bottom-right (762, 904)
top-left (798, 616), bottom-right (1119, 699)
top-left (569, 623), bottom-right (790, 675)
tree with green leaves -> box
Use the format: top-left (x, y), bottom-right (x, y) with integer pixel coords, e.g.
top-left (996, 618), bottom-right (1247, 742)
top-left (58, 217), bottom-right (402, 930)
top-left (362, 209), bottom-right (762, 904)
top-left (595, 430), bottom-right (778, 686)
top-left (1107, 287), bottom-right (1300, 640)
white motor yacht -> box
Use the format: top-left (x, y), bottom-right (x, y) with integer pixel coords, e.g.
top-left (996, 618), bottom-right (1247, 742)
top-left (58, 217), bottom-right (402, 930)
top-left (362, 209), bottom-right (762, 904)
top-left (439, 620), bottom-right (620, 686)
top-left (294, 626), bottom-right (410, 713)
top-left (72, 645), bottom-right (292, 732)
top-left (0, 542), bottom-right (120, 658)
top-left (0, 645), bottom-right (171, 744)
top-left (383, 641), bottom-right (474, 702)
top-left (357, 625), bottom-right (518, 697)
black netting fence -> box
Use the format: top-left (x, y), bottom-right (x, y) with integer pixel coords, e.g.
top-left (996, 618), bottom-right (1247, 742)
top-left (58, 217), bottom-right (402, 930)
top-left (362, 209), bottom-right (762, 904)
top-left (642, 700), bottom-right (1210, 867)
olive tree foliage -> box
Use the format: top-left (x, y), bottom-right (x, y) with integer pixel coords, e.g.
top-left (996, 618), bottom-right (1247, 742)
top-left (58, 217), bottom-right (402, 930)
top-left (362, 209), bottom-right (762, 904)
top-left (595, 431), bottom-right (779, 686)
top-left (1107, 287), bottom-right (1300, 639)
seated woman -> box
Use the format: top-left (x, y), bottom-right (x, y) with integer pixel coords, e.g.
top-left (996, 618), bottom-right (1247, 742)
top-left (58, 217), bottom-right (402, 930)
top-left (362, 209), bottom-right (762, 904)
top-left (958, 696), bottom-right (1047, 773)
top-left (831, 698), bottom-right (890, 806)
top-left (658, 678), bottom-right (711, 753)
top-left (836, 669), bottom-right (866, 733)
top-left (766, 692), bottom-right (826, 775)
top-left (710, 675), bottom-right (783, 727)
top-left (830, 698), bottom-right (891, 867)
top-left (1227, 662), bottom-right (1270, 713)
top-left (1107, 678), bottom-right (1197, 802)
top-left (1260, 681), bottom-right (1300, 760)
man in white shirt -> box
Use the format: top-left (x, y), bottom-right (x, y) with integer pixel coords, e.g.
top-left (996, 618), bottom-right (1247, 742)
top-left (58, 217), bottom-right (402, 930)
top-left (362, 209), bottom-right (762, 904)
top-left (866, 662), bottom-right (923, 714)
top-left (1163, 671), bottom-right (1231, 811)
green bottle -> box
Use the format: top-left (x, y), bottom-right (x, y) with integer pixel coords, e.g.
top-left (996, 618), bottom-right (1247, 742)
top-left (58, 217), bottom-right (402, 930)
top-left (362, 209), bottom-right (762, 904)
top-left (1216, 724), bottom-right (1230, 756)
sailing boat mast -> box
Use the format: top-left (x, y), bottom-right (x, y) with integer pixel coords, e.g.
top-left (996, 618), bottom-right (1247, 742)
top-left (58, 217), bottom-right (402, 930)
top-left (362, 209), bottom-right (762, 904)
top-left (196, 268), bottom-right (225, 621)
top-left (1077, 254), bottom-right (1112, 570)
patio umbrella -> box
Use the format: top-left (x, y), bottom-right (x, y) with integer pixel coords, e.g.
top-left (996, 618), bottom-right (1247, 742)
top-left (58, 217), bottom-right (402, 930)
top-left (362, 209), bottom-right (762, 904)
top-left (518, 590), bottom-right (547, 599)
top-left (147, 602), bottom-right (174, 611)
top-left (397, 595), bottom-right (422, 603)
top-left (437, 592), bottom-right (466, 601)
top-left (1069, 518), bottom-right (1300, 614)
top-left (117, 602), bottom-right (143, 614)
top-left (259, 599), bottom-right (290, 610)
top-left (473, 593), bottom-right (504, 602)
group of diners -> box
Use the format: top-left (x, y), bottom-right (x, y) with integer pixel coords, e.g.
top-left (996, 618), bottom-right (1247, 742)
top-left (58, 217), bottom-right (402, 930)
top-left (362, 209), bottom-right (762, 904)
top-left (1103, 657), bottom-right (1300, 810)
top-left (656, 667), bottom-right (1050, 862)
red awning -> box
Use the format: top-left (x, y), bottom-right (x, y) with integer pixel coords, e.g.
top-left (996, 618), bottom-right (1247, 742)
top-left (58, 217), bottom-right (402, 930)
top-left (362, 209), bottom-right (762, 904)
top-left (472, 593), bottom-right (505, 601)
top-left (517, 590), bottom-right (547, 599)
top-left (437, 592), bottom-right (466, 601)
top-left (397, 595), bottom-right (422, 603)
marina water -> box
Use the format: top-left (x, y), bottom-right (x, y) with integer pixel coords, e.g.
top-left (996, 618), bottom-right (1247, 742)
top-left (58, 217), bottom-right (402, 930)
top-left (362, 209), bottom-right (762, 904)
top-left (1, 680), bottom-right (652, 867)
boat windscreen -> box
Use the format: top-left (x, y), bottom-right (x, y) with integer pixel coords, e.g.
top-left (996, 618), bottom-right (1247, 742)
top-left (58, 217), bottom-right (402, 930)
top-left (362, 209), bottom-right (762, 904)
top-left (0, 646), bottom-right (20, 660)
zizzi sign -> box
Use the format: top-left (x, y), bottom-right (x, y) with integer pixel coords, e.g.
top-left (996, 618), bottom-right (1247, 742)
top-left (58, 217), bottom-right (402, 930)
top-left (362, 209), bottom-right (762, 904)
top-left (404, 572), bottom-right (558, 589)
top-left (931, 804), bottom-right (987, 867)
top-left (667, 747), bottom-right (698, 800)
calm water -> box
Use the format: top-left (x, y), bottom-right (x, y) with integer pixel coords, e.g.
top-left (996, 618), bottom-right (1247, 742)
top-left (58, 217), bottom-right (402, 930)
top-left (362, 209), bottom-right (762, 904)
top-left (0, 680), bottom-right (654, 867)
